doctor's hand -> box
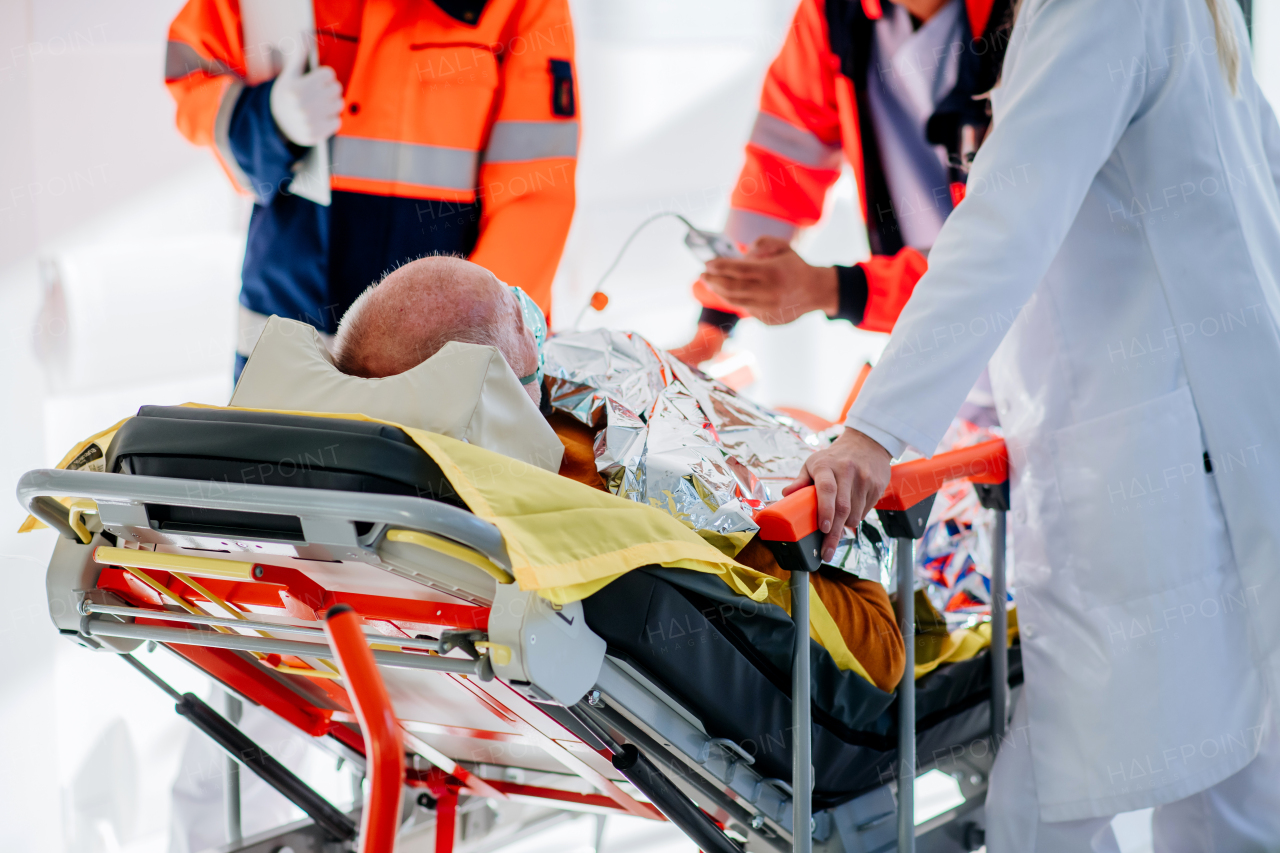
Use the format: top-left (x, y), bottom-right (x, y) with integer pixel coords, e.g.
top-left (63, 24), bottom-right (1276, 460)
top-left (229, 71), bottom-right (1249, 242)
top-left (701, 236), bottom-right (838, 326)
top-left (784, 427), bottom-right (892, 562)
top-left (269, 44), bottom-right (343, 147)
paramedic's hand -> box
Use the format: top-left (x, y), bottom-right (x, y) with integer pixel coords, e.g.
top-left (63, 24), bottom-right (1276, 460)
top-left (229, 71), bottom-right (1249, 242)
top-left (785, 427), bottom-right (891, 562)
top-left (702, 236), bottom-right (838, 326)
top-left (269, 44), bottom-right (343, 147)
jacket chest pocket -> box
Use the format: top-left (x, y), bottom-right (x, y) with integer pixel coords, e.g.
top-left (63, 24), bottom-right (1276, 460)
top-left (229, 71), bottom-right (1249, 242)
top-left (1049, 385), bottom-right (1233, 609)
top-left (404, 44), bottom-right (501, 149)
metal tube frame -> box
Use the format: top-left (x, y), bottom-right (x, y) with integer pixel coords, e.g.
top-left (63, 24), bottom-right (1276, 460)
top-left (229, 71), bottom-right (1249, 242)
top-left (82, 601), bottom-right (444, 653)
top-left (225, 692), bottom-right (243, 847)
top-left (990, 510), bottom-right (1008, 751)
top-left (790, 569), bottom-right (812, 853)
top-left (82, 617), bottom-right (491, 677)
top-left (17, 467), bottom-right (512, 576)
top-left (325, 604), bottom-right (404, 853)
top-left (895, 538), bottom-right (915, 853)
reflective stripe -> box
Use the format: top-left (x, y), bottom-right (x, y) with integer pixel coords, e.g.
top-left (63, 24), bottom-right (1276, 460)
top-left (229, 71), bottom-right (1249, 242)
top-left (213, 79), bottom-right (256, 197)
top-left (331, 136), bottom-right (478, 190)
top-left (165, 40), bottom-right (233, 82)
top-left (747, 112), bottom-right (841, 170)
top-left (483, 121), bottom-right (579, 163)
top-left (725, 208), bottom-right (798, 247)
top-left (238, 305), bottom-right (332, 358)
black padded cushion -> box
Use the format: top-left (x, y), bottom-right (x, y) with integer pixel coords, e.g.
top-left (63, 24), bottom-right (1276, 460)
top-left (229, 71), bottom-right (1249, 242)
top-left (104, 406), bottom-right (464, 539)
top-left (583, 568), bottom-right (1022, 807)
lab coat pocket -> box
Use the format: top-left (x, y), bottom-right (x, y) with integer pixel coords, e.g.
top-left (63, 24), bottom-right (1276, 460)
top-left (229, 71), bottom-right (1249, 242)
top-left (1050, 385), bottom-right (1232, 609)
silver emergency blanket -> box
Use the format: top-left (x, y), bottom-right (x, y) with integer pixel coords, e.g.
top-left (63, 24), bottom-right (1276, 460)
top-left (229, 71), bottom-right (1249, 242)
top-left (544, 328), bottom-right (893, 580)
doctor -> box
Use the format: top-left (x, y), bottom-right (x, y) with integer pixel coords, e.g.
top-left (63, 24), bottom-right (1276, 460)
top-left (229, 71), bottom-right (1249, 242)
top-left (789, 0), bottom-right (1280, 848)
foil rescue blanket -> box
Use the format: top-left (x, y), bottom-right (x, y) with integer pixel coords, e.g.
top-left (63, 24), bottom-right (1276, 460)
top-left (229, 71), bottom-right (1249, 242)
top-left (545, 328), bottom-right (893, 580)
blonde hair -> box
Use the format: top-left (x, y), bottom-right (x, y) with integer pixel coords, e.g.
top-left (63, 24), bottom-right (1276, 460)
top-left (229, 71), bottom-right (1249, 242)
top-left (1204, 0), bottom-right (1240, 96)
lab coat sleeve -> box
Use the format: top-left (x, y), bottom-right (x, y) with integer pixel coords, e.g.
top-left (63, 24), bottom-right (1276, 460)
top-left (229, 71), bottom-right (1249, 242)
top-left (1240, 33), bottom-right (1280, 198)
top-left (845, 0), bottom-right (1149, 455)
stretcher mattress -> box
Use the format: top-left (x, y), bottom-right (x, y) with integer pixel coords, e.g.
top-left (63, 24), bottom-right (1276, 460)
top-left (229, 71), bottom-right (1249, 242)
top-left (583, 568), bottom-right (1021, 809)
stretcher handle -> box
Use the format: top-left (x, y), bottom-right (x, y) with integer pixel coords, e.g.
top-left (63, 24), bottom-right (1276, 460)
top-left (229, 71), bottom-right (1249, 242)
top-left (324, 605), bottom-right (404, 853)
top-left (754, 439), bottom-right (1008, 541)
top-left (876, 438), bottom-right (1008, 511)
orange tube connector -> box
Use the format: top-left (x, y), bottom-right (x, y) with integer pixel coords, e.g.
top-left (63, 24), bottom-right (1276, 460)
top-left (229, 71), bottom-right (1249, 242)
top-left (324, 604), bottom-right (404, 853)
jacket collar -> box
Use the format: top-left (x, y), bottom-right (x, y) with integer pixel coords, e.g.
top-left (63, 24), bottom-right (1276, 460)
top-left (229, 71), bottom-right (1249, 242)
top-left (432, 0), bottom-right (489, 26)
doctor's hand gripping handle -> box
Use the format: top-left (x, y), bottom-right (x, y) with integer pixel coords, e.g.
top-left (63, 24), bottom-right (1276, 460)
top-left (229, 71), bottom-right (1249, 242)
top-left (324, 604), bottom-right (405, 853)
top-left (755, 438), bottom-right (1009, 543)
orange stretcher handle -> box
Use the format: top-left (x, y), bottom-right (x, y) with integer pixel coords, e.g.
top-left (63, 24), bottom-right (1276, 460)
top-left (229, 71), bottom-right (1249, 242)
top-left (875, 438), bottom-right (1008, 511)
top-left (755, 439), bottom-right (1008, 542)
top-left (325, 605), bottom-right (404, 853)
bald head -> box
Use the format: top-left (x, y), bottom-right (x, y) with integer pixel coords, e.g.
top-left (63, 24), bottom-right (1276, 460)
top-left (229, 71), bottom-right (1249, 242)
top-left (332, 256), bottom-right (540, 402)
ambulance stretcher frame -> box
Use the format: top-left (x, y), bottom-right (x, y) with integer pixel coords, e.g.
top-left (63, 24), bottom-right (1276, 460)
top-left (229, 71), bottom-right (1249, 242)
top-left (18, 410), bottom-right (1012, 853)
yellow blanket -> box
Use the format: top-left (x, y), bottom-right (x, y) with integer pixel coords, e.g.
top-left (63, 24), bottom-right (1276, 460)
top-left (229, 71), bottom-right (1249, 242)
top-left (914, 608), bottom-right (1019, 679)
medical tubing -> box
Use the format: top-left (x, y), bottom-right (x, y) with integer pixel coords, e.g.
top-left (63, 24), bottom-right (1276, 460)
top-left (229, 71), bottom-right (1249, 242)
top-left (611, 744), bottom-right (743, 853)
top-left (324, 604), bottom-right (405, 853)
top-left (572, 211), bottom-right (703, 329)
top-left (174, 692), bottom-right (358, 841)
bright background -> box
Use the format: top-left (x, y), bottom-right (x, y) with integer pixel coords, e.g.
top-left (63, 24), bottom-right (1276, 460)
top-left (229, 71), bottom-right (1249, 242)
top-left (0, 1), bottom-right (1276, 851)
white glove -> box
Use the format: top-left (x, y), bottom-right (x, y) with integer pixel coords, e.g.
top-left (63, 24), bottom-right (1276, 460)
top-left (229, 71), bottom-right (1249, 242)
top-left (269, 44), bottom-right (343, 147)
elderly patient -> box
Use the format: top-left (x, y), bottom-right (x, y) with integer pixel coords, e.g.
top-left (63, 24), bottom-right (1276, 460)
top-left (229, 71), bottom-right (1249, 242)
top-left (331, 256), bottom-right (905, 692)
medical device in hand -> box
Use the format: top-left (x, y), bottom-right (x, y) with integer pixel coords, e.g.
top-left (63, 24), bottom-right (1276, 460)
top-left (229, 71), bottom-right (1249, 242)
top-left (683, 226), bottom-right (743, 261)
top-left (574, 212), bottom-right (742, 328)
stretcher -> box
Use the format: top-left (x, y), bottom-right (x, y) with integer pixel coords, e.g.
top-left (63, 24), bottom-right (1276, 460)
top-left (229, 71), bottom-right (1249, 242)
top-left (19, 405), bottom-right (1016, 853)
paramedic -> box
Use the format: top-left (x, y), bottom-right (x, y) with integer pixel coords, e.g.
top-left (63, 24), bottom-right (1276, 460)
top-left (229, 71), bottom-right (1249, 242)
top-left (791, 0), bottom-right (1280, 848)
top-left (164, 0), bottom-right (579, 379)
top-left (673, 0), bottom-right (1014, 364)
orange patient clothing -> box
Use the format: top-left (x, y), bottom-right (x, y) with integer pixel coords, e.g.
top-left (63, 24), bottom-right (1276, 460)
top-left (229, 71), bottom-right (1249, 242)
top-left (550, 413), bottom-right (905, 692)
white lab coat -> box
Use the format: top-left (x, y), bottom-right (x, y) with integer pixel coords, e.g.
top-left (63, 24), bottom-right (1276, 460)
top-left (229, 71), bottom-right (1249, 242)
top-left (847, 0), bottom-right (1280, 822)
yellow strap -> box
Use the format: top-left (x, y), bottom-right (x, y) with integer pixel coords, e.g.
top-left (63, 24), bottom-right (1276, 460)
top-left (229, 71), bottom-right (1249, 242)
top-left (475, 641), bottom-right (512, 666)
top-left (67, 499), bottom-right (98, 545)
top-left (95, 546), bottom-right (254, 581)
top-left (122, 568), bottom-right (233, 635)
top-left (384, 528), bottom-right (512, 584)
top-left (171, 571), bottom-right (341, 676)
top-left (274, 663), bottom-right (341, 679)
top-left (805, 587), bottom-right (876, 686)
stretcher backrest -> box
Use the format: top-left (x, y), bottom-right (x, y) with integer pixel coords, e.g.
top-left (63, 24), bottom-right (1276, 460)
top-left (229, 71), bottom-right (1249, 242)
top-left (232, 316), bottom-right (564, 472)
top-left (105, 406), bottom-right (463, 539)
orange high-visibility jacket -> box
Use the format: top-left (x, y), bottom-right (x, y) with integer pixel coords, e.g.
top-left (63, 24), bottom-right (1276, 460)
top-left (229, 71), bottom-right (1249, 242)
top-left (166, 0), bottom-right (577, 317)
top-left (696, 0), bottom-right (1008, 333)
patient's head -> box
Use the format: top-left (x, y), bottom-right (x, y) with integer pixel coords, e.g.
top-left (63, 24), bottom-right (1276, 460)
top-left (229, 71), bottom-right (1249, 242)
top-left (332, 256), bottom-right (540, 403)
